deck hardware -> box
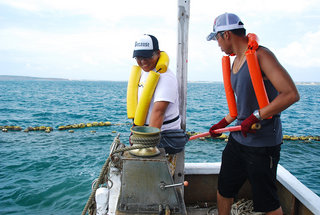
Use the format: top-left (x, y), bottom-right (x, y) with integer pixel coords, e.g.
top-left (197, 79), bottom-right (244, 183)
top-left (159, 181), bottom-right (188, 190)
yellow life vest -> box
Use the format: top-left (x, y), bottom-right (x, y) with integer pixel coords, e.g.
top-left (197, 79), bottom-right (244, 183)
top-left (126, 51), bottom-right (170, 126)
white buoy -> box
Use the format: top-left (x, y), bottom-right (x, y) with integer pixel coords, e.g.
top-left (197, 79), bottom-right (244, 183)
top-left (95, 187), bottom-right (109, 215)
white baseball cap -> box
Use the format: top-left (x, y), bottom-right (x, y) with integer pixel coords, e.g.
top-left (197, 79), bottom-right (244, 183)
top-left (133, 34), bottom-right (159, 58)
top-left (207, 13), bottom-right (244, 41)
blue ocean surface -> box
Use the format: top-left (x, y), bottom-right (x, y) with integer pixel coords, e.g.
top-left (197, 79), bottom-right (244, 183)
top-left (0, 80), bottom-right (319, 215)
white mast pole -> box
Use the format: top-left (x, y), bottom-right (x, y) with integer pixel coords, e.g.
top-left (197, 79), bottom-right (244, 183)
top-left (177, 0), bottom-right (190, 131)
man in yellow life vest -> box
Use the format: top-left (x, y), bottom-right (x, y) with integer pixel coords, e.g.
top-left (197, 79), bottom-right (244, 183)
top-left (129, 34), bottom-right (188, 157)
top-left (206, 13), bottom-right (299, 215)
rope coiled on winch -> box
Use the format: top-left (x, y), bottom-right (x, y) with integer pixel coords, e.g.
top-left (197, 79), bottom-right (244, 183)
top-left (130, 134), bottom-right (161, 145)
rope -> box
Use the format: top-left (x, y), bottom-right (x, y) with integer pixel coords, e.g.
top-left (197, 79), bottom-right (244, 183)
top-left (130, 135), bottom-right (161, 145)
top-left (0, 122), bottom-right (131, 132)
top-left (2, 124), bottom-right (318, 141)
top-left (205, 199), bottom-right (270, 215)
top-left (231, 199), bottom-right (265, 215)
top-left (81, 138), bottom-right (158, 215)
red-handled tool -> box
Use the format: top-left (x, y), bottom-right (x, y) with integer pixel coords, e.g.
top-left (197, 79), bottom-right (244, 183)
top-left (189, 123), bottom-right (261, 141)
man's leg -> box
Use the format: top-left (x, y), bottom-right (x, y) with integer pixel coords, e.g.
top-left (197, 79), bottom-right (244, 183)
top-left (245, 144), bottom-right (282, 214)
top-left (266, 207), bottom-right (283, 215)
top-left (217, 191), bottom-right (233, 215)
top-left (217, 136), bottom-right (246, 215)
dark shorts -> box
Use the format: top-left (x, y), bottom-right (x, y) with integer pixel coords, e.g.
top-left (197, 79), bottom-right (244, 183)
top-left (218, 135), bottom-right (281, 212)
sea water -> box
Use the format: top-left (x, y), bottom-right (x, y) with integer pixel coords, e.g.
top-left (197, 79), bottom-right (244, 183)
top-left (0, 80), bottom-right (319, 214)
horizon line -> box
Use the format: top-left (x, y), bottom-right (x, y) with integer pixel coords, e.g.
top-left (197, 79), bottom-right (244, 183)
top-left (0, 75), bottom-right (319, 84)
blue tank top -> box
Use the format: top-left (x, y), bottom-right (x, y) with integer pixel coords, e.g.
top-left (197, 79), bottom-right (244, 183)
top-left (230, 59), bottom-right (282, 147)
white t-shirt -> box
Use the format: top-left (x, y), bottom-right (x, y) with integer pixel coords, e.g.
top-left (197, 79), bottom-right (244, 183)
top-left (138, 68), bottom-right (181, 131)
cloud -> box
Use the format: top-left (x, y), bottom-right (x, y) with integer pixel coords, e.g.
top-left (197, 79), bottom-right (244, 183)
top-left (0, 0), bottom-right (320, 81)
top-left (0, 0), bottom-right (177, 23)
top-left (0, 26), bottom-right (132, 76)
top-left (276, 29), bottom-right (320, 68)
top-left (192, 0), bottom-right (317, 17)
top-left (0, 25), bottom-right (177, 80)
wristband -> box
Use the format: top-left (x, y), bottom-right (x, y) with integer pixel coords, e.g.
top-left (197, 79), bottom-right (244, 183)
top-left (253, 110), bottom-right (262, 120)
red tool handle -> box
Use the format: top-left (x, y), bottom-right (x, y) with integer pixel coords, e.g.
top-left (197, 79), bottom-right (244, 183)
top-left (189, 123), bottom-right (260, 141)
top-left (189, 132), bottom-right (210, 140)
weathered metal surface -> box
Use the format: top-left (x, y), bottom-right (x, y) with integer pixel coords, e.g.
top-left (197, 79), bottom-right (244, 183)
top-left (116, 151), bottom-right (186, 214)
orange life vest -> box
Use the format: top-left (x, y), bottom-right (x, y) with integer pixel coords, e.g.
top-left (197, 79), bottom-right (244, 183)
top-left (222, 33), bottom-right (270, 118)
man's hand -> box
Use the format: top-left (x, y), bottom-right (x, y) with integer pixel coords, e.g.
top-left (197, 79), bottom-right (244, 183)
top-left (241, 113), bottom-right (260, 137)
top-left (209, 118), bottom-right (230, 138)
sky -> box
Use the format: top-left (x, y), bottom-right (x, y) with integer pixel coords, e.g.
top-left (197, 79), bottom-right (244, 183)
top-left (0, 0), bottom-right (320, 82)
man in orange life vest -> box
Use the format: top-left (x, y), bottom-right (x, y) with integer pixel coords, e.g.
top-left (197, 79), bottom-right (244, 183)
top-left (207, 13), bottom-right (300, 215)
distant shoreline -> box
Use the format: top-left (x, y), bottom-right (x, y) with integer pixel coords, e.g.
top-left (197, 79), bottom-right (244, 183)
top-left (295, 82), bottom-right (320, 86)
top-left (0, 75), bottom-right (319, 85)
top-left (0, 75), bottom-right (69, 81)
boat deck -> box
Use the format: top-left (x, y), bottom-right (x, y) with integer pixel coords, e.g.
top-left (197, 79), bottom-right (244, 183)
top-left (186, 207), bottom-right (217, 215)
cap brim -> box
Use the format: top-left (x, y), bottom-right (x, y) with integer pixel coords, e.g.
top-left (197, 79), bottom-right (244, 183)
top-left (207, 32), bottom-right (217, 41)
top-left (133, 50), bottom-right (154, 58)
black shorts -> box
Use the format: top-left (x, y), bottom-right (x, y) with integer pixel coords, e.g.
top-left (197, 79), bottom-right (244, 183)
top-left (218, 135), bottom-right (281, 212)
